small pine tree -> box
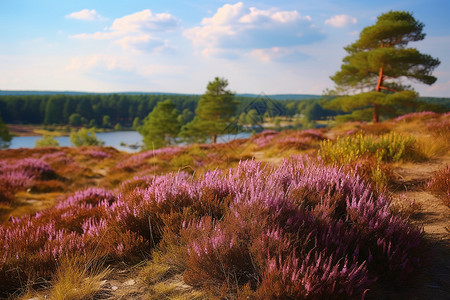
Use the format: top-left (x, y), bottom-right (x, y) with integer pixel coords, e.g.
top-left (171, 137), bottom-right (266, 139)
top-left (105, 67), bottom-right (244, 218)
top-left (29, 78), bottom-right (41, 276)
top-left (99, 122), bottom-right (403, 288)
top-left (139, 99), bottom-right (180, 149)
top-left (181, 77), bottom-right (237, 143)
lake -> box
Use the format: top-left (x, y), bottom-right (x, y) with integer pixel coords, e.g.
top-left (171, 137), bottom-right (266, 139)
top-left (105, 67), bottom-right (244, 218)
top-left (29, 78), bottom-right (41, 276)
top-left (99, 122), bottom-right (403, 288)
top-left (8, 131), bottom-right (252, 152)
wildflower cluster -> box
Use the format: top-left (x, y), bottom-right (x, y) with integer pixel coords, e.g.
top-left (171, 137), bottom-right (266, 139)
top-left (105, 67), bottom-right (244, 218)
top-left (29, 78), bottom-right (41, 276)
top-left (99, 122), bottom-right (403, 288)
top-left (0, 156), bottom-right (426, 297)
top-left (0, 158), bottom-right (54, 202)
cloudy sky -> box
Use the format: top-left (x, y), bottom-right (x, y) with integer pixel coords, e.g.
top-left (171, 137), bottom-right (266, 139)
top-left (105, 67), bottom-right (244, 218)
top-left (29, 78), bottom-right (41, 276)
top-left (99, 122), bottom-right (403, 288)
top-left (1, 0), bottom-right (449, 96)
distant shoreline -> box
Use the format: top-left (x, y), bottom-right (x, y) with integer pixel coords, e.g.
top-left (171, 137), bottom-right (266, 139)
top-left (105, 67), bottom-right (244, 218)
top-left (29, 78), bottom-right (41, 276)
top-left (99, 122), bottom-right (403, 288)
top-left (6, 124), bottom-right (122, 137)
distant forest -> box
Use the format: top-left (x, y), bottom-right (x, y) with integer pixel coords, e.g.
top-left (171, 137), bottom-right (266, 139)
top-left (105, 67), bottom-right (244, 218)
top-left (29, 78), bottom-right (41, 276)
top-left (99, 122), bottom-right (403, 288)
top-left (0, 93), bottom-right (448, 127)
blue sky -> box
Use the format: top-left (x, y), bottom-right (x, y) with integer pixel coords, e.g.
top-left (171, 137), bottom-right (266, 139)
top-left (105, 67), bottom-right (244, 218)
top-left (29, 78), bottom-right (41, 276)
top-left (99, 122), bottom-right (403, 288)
top-left (1, 0), bottom-right (449, 96)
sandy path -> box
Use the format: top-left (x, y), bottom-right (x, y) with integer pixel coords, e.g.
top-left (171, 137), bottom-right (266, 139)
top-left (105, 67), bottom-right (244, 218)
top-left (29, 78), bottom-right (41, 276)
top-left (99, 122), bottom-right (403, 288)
top-left (369, 156), bottom-right (450, 299)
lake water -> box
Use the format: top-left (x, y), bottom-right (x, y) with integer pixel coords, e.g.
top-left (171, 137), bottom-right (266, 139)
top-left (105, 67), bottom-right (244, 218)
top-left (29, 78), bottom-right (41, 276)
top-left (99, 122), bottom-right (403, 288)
top-left (8, 131), bottom-right (252, 153)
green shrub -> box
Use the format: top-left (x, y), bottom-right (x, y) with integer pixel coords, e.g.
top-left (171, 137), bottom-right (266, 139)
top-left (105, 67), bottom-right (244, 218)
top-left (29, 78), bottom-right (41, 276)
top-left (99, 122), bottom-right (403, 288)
top-left (70, 128), bottom-right (104, 147)
top-left (35, 135), bottom-right (60, 147)
top-left (319, 132), bottom-right (416, 164)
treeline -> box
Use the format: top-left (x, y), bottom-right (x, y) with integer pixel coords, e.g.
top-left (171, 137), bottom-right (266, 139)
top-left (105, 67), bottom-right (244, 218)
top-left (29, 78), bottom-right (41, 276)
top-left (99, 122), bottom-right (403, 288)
top-left (0, 94), bottom-right (328, 127)
top-left (0, 94), bottom-right (199, 127)
top-left (0, 93), bottom-right (448, 128)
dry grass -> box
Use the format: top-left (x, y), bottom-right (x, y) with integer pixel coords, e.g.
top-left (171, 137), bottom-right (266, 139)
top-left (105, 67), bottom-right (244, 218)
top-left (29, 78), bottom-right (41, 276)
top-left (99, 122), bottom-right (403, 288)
top-left (14, 257), bottom-right (110, 300)
top-left (49, 257), bottom-right (111, 300)
top-left (414, 136), bottom-right (450, 160)
top-left (148, 275), bottom-right (205, 300)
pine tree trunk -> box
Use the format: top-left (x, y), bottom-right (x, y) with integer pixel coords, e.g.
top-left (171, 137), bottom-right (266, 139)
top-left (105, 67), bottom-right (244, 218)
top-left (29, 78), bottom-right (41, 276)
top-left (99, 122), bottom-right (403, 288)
top-left (373, 103), bottom-right (380, 123)
top-left (373, 67), bottom-right (384, 123)
top-left (213, 134), bottom-right (217, 144)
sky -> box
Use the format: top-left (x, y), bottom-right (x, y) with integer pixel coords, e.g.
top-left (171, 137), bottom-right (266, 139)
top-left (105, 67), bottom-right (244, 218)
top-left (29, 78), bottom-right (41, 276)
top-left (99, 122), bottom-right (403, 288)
top-left (0, 0), bottom-right (449, 97)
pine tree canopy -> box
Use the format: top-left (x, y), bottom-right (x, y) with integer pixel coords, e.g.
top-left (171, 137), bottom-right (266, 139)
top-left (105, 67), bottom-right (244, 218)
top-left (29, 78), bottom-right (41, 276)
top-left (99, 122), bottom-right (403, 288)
top-left (328, 10), bottom-right (440, 122)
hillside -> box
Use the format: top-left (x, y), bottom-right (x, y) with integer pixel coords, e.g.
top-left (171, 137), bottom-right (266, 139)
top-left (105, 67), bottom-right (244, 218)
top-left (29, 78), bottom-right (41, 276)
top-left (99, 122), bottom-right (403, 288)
top-left (0, 112), bottom-right (449, 299)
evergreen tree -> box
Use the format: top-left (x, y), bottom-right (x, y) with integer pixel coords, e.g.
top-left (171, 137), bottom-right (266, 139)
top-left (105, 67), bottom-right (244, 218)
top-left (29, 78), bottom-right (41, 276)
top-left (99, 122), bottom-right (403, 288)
top-left (246, 109), bottom-right (261, 125)
top-left (181, 77), bottom-right (237, 143)
top-left (328, 11), bottom-right (440, 122)
top-left (69, 113), bottom-right (82, 126)
top-left (177, 109), bottom-right (194, 125)
top-left (0, 114), bottom-right (12, 148)
top-left (132, 117), bottom-right (141, 129)
top-left (44, 97), bottom-right (64, 125)
top-left (139, 99), bottom-right (180, 149)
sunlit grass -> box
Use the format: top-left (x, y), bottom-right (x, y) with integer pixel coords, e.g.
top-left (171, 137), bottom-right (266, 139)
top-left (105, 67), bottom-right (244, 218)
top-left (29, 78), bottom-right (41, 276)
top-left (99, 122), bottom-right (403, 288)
top-left (49, 257), bottom-right (111, 300)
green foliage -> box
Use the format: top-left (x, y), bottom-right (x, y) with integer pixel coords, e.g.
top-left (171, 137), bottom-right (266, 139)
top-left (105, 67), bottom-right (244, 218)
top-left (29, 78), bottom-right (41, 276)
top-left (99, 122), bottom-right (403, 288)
top-left (132, 117), bottom-right (141, 129)
top-left (114, 123), bottom-right (123, 131)
top-left (70, 128), bottom-right (104, 147)
top-left (139, 99), bottom-right (181, 150)
top-left (334, 108), bottom-right (373, 123)
top-left (35, 135), bottom-right (60, 147)
top-left (328, 11), bottom-right (440, 122)
top-left (177, 109), bottom-right (194, 125)
top-left (44, 97), bottom-right (65, 125)
top-left (319, 132), bottom-right (416, 164)
top-left (181, 77), bottom-right (237, 143)
top-left (89, 119), bottom-right (97, 128)
top-left (69, 113), bottom-right (82, 126)
top-left (0, 115), bottom-right (11, 148)
top-left (102, 115), bottom-right (112, 128)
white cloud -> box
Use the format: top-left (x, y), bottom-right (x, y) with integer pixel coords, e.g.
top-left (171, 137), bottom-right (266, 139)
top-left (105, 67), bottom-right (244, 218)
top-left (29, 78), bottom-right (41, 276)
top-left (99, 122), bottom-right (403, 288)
top-left (250, 47), bottom-right (306, 62)
top-left (325, 14), bottom-right (357, 27)
top-left (65, 54), bottom-right (185, 78)
top-left (70, 9), bottom-right (180, 53)
top-left (66, 9), bottom-right (103, 21)
top-left (184, 2), bottom-right (321, 59)
top-left (71, 32), bottom-right (120, 40)
top-left (115, 35), bottom-right (165, 52)
top-left (111, 9), bottom-right (179, 33)
top-left (66, 55), bottom-right (132, 71)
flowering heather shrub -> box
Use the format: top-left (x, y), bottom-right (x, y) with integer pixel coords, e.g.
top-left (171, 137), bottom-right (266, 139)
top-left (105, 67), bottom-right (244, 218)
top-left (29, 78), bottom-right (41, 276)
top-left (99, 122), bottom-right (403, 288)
top-left (178, 158), bottom-right (425, 297)
top-left (0, 158), bottom-right (55, 203)
top-left (115, 146), bottom-right (185, 170)
top-left (0, 169), bottom-right (34, 202)
top-left (276, 130), bottom-right (325, 150)
top-left (0, 157), bottom-right (425, 297)
top-left (0, 187), bottom-right (147, 294)
top-left (83, 149), bottom-right (112, 159)
top-left (394, 111), bottom-right (440, 122)
top-left (427, 165), bottom-right (450, 207)
top-left (1, 158), bottom-right (54, 180)
top-left (251, 130), bottom-right (279, 149)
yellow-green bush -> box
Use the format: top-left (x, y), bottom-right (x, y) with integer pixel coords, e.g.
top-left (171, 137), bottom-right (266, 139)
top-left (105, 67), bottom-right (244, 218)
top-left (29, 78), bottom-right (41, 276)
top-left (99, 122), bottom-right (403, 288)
top-left (319, 132), bottom-right (416, 164)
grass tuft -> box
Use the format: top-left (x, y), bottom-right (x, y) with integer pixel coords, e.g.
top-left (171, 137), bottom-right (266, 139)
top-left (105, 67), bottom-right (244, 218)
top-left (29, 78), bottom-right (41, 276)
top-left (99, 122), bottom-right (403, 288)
top-left (49, 256), bottom-right (110, 300)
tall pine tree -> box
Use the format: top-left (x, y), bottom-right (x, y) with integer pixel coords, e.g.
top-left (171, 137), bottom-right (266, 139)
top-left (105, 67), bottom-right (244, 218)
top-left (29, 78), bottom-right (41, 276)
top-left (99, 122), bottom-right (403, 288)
top-left (327, 11), bottom-right (440, 122)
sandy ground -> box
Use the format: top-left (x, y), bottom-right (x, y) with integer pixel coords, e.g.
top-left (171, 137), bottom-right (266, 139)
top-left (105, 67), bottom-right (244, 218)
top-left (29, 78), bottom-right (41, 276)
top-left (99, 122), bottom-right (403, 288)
top-left (367, 155), bottom-right (450, 299)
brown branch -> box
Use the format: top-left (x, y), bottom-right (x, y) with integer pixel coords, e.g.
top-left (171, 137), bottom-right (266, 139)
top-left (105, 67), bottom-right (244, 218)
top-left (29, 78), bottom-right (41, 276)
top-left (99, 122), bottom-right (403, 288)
top-left (379, 86), bottom-right (399, 92)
